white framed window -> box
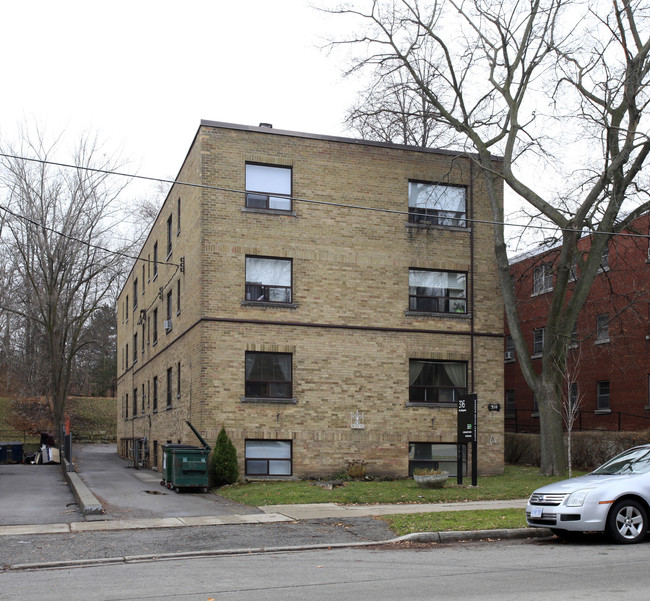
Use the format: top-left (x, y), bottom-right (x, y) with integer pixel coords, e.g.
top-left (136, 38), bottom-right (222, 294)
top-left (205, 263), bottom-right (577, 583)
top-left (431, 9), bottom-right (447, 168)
top-left (599, 246), bottom-right (610, 272)
top-left (533, 328), bottom-right (545, 356)
top-left (245, 164), bottom-right (292, 211)
top-left (533, 263), bottom-right (553, 295)
top-left (408, 181), bottom-right (466, 227)
top-left (409, 269), bottom-right (467, 314)
top-left (596, 313), bottom-right (609, 342)
top-left (245, 256), bottom-right (292, 303)
top-left (597, 381), bottom-right (610, 411)
top-left (245, 440), bottom-right (292, 476)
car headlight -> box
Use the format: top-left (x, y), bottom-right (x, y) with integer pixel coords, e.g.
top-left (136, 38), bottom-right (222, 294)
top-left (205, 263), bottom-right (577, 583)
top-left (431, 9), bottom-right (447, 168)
top-left (566, 489), bottom-right (593, 507)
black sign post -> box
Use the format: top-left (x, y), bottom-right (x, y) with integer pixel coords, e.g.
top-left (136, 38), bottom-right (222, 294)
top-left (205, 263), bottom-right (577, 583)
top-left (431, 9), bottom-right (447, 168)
top-left (457, 394), bottom-right (478, 486)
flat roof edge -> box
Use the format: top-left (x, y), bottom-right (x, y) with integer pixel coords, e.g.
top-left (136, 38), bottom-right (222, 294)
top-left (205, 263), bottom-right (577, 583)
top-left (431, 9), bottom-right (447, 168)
top-left (199, 119), bottom-right (503, 162)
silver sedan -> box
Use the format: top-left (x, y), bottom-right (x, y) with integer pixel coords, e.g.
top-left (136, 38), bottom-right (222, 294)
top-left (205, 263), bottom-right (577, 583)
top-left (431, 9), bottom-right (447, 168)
top-left (526, 445), bottom-right (650, 543)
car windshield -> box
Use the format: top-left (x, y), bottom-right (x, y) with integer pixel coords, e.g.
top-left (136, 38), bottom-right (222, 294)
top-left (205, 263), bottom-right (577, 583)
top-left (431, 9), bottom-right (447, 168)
top-left (592, 447), bottom-right (650, 475)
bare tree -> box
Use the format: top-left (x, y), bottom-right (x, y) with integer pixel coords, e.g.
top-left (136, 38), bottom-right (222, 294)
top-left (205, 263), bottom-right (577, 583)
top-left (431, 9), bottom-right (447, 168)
top-left (555, 341), bottom-right (584, 478)
top-left (0, 129), bottom-right (134, 438)
top-left (329, 0), bottom-right (650, 474)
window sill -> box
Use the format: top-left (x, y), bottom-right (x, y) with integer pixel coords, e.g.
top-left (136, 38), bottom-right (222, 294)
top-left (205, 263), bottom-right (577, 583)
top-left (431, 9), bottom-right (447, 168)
top-left (504, 358), bottom-right (515, 364)
top-left (404, 310), bottom-right (470, 320)
top-left (595, 338), bottom-right (610, 345)
top-left (405, 402), bottom-right (456, 408)
top-left (241, 300), bottom-right (298, 309)
top-left (595, 409), bottom-right (611, 415)
top-left (242, 207), bottom-right (297, 217)
top-left (531, 412), bottom-right (539, 418)
top-left (530, 353), bottom-right (542, 359)
top-left (405, 222), bottom-right (469, 233)
top-left (241, 397), bottom-right (298, 405)
top-left (166, 405), bottom-right (173, 411)
top-left (530, 289), bottom-right (553, 298)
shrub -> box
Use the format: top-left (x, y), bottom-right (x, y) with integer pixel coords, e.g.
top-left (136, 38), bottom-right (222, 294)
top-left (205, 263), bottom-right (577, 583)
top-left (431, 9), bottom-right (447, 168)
top-left (505, 433), bottom-right (540, 466)
top-left (506, 430), bottom-right (650, 471)
top-left (210, 427), bottom-right (239, 486)
top-left (345, 459), bottom-right (367, 480)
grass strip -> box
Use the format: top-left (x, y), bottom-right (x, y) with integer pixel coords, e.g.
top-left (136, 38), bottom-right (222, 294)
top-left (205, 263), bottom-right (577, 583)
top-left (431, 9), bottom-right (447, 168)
top-left (380, 508), bottom-right (528, 536)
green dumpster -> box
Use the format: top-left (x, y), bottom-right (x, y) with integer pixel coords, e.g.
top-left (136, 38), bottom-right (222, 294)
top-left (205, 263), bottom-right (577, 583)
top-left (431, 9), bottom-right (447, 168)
top-left (160, 421), bottom-right (211, 492)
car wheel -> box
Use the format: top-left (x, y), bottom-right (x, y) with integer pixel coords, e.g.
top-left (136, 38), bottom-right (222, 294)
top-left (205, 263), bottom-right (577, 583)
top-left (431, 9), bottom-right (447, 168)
top-left (606, 499), bottom-right (648, 544)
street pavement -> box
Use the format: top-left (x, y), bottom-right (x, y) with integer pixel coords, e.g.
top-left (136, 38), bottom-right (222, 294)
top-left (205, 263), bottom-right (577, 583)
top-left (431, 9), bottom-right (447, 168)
top-left (0, 443), bottom-right (534, 570)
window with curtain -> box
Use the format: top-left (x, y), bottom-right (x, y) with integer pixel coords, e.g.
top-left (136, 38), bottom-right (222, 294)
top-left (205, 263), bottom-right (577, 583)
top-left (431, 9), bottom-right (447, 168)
top-left (245, 352), bottom-right (292, 399)
top-left (409, 359), bottom-right (467, 404)
top-left (245, 256), bottom-right (292, 303)
top-left (409, 269), bottom-right (467, 314)
top-left (408, 181), bottom-right (466, 227)
top-left (245, 163), bottom-right (292, 211)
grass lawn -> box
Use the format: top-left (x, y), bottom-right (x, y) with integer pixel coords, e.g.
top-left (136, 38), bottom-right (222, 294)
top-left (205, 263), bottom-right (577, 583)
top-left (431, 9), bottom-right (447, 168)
top-left (217, 465), bottom-right (578, 506)
top-left (216, 465), bottom-right (580, 536)
top-left (215, 465), bottom-right (568, 536)
top-left (381, 508), bottom-right (528, 535)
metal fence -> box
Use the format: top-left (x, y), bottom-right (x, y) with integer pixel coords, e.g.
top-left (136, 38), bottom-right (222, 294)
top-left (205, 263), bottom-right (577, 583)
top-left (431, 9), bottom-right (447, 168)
top-left (505, 410), bottom-right (650, 433)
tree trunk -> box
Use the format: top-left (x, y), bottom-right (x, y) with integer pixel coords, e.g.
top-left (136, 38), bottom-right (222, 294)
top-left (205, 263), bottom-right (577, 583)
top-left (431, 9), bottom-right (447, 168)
top-left (537, 373), bottom-right (567, 475)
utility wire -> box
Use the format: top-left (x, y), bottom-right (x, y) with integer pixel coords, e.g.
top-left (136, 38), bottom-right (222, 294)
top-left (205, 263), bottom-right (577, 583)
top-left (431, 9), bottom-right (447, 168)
top-left (0, 151), bottom-right (648, 243)
top-left (0, 202), bottom-right (179, 268)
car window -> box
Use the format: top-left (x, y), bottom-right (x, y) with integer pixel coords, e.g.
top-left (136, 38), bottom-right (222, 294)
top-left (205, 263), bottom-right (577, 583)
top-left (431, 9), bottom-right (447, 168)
top-left (592, 448), bottom-right (650, 475)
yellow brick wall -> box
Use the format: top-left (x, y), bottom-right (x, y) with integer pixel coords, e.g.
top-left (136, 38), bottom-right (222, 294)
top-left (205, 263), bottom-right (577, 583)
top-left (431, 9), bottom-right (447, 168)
top-left (116, 122), bottom-right (504, 477)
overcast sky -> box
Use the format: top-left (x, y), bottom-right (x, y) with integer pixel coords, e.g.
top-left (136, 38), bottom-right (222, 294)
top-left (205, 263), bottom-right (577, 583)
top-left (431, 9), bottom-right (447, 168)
top-left (1, 1), bottom-right (356, 189)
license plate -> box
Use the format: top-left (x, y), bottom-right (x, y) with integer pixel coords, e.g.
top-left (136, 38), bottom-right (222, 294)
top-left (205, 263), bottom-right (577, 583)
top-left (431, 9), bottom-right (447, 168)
top-left (531, 506), bottom-right (543, 519)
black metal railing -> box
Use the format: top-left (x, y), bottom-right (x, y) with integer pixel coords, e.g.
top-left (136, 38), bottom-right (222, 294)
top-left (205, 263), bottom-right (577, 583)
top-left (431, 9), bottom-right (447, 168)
top-left (505, 409), bottom-right (650, 433)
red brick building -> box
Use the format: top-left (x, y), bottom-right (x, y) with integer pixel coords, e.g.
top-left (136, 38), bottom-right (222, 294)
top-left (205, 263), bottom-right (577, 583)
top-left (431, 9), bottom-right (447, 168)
top-left (504, 214), bottom-right (650, 433)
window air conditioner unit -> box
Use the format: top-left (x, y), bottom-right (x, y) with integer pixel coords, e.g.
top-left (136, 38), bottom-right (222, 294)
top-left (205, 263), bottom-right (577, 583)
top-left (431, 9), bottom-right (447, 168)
top-left (164, 319), bottom-right (172, 331)
top-left (504, 351), bottom-right (514, 361)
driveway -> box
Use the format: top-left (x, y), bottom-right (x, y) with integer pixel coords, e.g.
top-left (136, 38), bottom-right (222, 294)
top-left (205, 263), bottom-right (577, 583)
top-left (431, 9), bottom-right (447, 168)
top-left (0, 444), bottom-right (260, 526)
top-left (73, 444), bottom-right (261, 520)
top-left (0, 463), bottom-right (82, 525)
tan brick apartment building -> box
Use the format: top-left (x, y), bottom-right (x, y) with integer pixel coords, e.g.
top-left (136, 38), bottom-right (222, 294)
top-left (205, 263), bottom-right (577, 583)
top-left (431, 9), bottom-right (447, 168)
top-left (116, 120), bottom-right (504, 478)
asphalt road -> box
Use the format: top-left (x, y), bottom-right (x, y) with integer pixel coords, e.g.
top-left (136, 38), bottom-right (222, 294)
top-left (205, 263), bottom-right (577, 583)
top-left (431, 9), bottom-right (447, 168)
top-left (3, 537), bottom-right (649, 601)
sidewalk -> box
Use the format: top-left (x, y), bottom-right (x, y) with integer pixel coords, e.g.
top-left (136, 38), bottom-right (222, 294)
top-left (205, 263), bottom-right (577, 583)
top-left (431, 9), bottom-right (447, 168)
top-left (0, 497), bottom-right (529, 537)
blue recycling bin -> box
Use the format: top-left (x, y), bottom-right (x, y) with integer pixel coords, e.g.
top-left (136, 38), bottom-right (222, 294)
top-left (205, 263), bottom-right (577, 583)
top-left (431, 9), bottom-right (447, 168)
top-left (0, 442), bottom-right (24, 463)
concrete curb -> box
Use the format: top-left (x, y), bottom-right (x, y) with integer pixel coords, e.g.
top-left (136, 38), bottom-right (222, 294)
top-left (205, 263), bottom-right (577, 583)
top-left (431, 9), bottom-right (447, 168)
top-left (3, 527), bottom-right (553, 572)
top-left (62, 460), bottom-right (103, 516)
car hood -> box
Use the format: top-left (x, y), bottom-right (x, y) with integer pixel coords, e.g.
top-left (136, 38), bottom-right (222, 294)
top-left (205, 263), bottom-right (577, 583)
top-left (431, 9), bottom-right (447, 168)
top-left (532, 473), bottom-right (634, 495)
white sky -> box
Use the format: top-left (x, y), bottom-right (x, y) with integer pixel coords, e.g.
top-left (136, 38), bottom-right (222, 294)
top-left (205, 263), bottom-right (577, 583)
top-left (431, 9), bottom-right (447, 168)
top-left (0, 0), bottom-right (356, 189)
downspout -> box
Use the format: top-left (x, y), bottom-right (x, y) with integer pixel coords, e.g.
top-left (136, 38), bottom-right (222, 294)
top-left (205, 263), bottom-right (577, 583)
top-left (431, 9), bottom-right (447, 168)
top-left (469, 159), bottom-right (475, 394)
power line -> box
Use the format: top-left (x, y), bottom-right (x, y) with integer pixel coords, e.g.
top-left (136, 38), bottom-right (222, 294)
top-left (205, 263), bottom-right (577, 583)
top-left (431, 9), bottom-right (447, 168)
top-left (0, 151), bottom-right (648, 243)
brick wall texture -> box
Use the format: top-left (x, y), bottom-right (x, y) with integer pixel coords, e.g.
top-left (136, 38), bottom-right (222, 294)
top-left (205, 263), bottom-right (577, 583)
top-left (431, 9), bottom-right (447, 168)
top-left (116, 122), bottom-right (504, 478)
